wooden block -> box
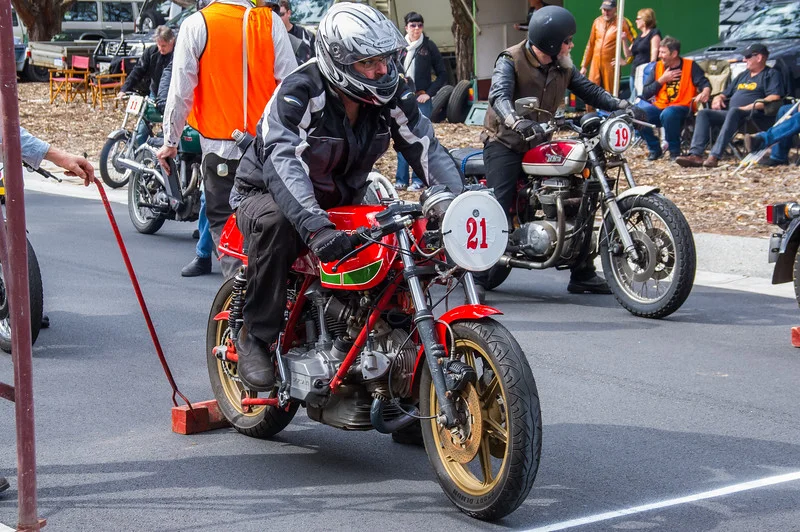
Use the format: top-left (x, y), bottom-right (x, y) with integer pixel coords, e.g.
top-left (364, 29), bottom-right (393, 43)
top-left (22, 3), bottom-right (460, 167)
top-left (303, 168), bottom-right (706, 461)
top-left (792, 327), bottom-right (800, 348)
top-left (171, 400), bottom-right (230, 435)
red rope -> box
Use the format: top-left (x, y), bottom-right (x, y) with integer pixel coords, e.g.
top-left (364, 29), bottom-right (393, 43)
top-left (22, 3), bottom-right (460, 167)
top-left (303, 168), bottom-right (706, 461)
top-left (94, 181), bottom-right (192, 410)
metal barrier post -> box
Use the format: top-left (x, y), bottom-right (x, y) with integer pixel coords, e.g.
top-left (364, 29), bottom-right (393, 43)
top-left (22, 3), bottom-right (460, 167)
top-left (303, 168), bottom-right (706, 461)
top-left (0, 0), bottom-right (44, 528)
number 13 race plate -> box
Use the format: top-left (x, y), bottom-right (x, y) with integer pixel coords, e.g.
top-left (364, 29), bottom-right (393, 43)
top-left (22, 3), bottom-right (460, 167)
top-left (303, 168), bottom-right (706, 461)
top-left (441, 191), bottom-right (509, 272)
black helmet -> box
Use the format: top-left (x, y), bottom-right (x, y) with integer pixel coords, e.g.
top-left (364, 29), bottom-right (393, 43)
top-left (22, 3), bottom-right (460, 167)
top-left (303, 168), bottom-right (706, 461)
top-left (527, 6), bottom-right (577, 57)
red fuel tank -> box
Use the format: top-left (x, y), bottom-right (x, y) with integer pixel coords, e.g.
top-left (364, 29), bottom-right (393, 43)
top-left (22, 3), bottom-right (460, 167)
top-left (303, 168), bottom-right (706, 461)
top-left (521, 140), bottom-right (587, 176)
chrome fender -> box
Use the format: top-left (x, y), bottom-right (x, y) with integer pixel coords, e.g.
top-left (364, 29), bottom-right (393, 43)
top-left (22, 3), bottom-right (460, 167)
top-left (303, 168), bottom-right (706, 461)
top-left (106, 128), bottom-right (130, 140)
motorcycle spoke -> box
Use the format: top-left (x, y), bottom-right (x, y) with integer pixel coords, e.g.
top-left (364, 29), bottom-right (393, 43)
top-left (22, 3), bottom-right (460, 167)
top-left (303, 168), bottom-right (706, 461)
top-left (478, 434), bottom-right (495, 484)
top-left (483, 415), bottom-right (507, 445)
top-left (480, 375), bottom-right (500, 402)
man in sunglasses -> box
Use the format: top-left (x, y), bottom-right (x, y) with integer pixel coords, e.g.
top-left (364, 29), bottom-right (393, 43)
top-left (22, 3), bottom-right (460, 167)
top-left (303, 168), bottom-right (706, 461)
top-left (478, 5), bottom-right (640, 298)
top-left (274, 0), bottom-right (315, 64)
top-left (229, 3), bottom-right (463, 392)
top-left (677, 43), bottom-right (784, 168)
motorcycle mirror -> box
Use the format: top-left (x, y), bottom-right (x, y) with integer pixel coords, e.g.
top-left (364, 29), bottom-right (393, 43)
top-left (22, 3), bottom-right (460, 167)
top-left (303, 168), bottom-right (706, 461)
top-left (514, 97), bottom-right (540, 116)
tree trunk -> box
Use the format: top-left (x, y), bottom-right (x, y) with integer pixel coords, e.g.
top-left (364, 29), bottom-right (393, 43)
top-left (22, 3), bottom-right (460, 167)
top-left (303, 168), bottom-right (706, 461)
top-left (449, 0), bottom-right (475, 81)
top-left (12, 0), bottom-right (71, 42)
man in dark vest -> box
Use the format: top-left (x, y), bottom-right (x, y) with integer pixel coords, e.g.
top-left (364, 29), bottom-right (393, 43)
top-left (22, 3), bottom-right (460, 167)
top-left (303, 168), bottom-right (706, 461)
top-left (477, 5), bottom-right (638, 298)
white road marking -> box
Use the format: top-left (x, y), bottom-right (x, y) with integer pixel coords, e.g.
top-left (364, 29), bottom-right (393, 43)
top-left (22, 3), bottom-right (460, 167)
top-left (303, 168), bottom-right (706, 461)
top-left (524, 470), bottom-right (800, 532)
top-left (0, 523), bottom-right (15, 532)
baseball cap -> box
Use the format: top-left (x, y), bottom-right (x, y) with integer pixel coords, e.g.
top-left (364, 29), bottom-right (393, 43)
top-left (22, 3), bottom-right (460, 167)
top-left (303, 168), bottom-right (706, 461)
top-left (743, 43), bottom-right (769, 58)
top-left (601, 0), bottom-right (617, 9)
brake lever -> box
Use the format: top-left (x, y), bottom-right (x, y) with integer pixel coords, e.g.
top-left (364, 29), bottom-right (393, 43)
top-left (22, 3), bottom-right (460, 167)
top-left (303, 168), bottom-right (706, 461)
top-left (331, 227), bottom-right (378, 273)
top-left (630, 118), bottom-right (657, 130)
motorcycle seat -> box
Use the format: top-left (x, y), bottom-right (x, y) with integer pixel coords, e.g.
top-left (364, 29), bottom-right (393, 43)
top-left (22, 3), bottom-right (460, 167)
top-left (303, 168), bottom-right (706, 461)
top-left (449, 148), bottom-right (484, 177)
top-left (147, 137), bottom-right (164, 148)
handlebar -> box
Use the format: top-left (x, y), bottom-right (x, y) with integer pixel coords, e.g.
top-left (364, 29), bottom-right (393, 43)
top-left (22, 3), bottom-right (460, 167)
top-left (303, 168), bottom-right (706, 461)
top-left (332, 202), bottom-right (423, 272)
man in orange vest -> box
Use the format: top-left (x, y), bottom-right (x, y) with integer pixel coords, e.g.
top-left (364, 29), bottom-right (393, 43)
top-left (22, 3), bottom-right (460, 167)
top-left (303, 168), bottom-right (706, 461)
top-left (636, 36), bottom-right (711, 160)
top-left (579, 0), bottom-right (635, 95)
top-left (157, 0), bottom-right (297, 279)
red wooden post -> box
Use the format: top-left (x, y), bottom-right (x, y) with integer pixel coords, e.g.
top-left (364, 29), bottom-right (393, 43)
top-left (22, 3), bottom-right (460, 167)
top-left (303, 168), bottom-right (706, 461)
top-left (0, 0), bottom-right (44, 528)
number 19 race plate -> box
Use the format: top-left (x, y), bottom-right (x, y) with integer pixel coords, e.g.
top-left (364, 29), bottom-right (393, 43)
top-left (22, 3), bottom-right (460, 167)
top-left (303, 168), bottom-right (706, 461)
top-left (441, 191), bottom-right (508, 271)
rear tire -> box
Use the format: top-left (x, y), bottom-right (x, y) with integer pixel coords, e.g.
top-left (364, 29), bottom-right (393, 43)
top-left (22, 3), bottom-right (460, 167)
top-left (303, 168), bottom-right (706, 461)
top-left (23, 62), bottom-right (50, 83)
top-left (420, 319), bottom-right (542, 520)
top-left (99, 130), bottom-right (131, 188)
top-left (206, 277), bottom-right (298, 438)
top-left (431, 85), bottom-right (453, 123)
top-left (482, 263), bottom-right (512, 291)
top-left (0, 239), bottom-right (44, 353)
top-left (447, 80), bottom-right (472, 124)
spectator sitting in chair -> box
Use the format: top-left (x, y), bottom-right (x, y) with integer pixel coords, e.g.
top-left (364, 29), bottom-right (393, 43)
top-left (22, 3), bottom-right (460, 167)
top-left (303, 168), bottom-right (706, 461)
top-left (676, 43), bottom-right (783, 168)
top-left (636, 36), bottom-right (711, 161)
top-left (744, 103), bottom-right (800, 166)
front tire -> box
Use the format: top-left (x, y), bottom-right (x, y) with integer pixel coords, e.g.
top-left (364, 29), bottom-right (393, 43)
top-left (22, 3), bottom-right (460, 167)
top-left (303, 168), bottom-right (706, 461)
top-left (0, 239), bottom-right (44, 353)
top-left (206, 277), bottom-right (298, 438)
top-left (600, 194), bottom-right (695, 319)
top-left (99, 130), bottom-right (131, 188)
top-left (127, 151), bottom-right (166, 234)
top-left (420, 319), bottom-right (542, 520)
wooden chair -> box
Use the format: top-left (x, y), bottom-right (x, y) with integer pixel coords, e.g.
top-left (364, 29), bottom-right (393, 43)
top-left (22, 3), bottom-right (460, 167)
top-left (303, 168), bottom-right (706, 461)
top-left (91, 68), bottom-right (127, 110)
top-left (49, 55), bottom-right (91, 104)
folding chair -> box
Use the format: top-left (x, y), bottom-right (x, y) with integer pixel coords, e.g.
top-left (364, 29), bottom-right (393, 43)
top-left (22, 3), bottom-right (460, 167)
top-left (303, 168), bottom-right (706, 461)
top-left (49, 55), bottom-right (91, 104)
top-left (90, 60), bottom-right (128, 110)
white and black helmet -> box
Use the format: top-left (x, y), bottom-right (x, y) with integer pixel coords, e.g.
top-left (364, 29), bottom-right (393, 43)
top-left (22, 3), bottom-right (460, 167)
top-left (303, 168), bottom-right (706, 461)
top-left (315, 3), bottom-right (406, 105)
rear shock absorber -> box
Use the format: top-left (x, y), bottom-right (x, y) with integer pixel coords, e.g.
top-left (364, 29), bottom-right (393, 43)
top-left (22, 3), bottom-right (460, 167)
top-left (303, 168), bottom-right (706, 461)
top-left (228, 267), bottom-right (247, 342)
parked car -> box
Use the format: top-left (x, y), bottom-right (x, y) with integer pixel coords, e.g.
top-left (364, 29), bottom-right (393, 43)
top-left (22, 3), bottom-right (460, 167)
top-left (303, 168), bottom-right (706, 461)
top-left (135, 0), bottom-right (194, 33)
top-left (53, 0), bottom-right (143, 41)
top-left (685, 1), bottom-right (800, 98)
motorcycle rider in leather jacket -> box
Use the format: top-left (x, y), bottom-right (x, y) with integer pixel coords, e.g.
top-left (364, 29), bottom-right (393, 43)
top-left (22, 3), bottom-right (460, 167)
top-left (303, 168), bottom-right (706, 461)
top-left (229, 3), bottom-right (464, 391)
top-left (477, 5), bottom-right (634, 296)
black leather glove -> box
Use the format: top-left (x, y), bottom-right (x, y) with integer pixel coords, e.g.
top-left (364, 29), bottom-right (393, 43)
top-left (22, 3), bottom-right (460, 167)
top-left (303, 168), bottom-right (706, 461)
top-left (616, 98), bottom-right (632, 111)
top-left (309, 227), bottom-right (354, 263)
top-left (512, 118), bottom-right (545, 141)
top-left (628, 104), bottom-right (649, 123)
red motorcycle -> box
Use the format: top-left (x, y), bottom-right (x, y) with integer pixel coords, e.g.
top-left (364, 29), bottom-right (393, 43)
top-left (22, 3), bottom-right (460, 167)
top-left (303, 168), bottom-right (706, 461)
top-left (206, 182), bottom-right (542, 520)
top-left (451, 98), bottom-right (696, 319)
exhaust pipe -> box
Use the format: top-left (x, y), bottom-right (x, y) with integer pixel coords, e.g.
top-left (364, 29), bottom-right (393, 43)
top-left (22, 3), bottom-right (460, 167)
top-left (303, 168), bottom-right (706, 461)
top-left (116, 156), bottom-right (163, 182)
top-left (370, 397), bottom-right (419, 434)
top-left (499, 195), bottom-right (567, 270)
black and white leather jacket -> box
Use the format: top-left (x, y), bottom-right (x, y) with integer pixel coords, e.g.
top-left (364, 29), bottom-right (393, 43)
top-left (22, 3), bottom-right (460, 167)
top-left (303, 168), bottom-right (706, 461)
top-left (231, 59), bottom-right (464, 242)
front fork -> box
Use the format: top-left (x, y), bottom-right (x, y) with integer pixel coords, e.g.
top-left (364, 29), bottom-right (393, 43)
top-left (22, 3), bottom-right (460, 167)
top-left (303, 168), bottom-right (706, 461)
top-left (396, 229), bottom-right (461, 428)
top-left (588, 152), bottom-right (640, 261)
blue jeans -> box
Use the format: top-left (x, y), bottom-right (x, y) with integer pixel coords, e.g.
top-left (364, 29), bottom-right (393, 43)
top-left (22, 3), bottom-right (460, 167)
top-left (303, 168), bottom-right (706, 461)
top-left (196, 189), bottom-right (213, 259)
top-left (689, 108), bottom-right (770, 158)
top-left (395, 99), bottom-right (433, 187)
top-left (755, 103), bottom-right (799, 163)
top-left (636, 101), bottom-right (690, 156)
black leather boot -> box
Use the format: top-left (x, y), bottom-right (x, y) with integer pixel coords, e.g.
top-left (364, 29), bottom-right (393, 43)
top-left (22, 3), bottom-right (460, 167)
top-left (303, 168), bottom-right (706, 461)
top-left (0, 476), bottom-right (9, 494)
top-left (235, 332), bottom-right (275, 392)
top-left (181, 256), bottom-right (212, 277)
top-left (567, 273), bottom-right (612, 294)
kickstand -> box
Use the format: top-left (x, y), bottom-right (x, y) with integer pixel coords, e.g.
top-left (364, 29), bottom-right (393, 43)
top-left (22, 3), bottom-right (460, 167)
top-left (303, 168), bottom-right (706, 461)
top-left (274, 332), bottom-right (291, 407)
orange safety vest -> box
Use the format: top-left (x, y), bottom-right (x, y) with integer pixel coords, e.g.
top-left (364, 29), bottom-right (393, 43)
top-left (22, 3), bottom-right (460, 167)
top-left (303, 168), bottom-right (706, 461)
top-left (654, 58), bottom-right (698, 109)
top-left (187, 3), bottom-right (277, 140)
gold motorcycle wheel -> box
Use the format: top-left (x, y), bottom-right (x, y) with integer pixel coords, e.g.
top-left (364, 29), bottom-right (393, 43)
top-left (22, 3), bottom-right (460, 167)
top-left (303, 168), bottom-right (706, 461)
top-left (420, 319), bottom-right (542, 521)
top-left (206, 277), bottom-right (297, 438)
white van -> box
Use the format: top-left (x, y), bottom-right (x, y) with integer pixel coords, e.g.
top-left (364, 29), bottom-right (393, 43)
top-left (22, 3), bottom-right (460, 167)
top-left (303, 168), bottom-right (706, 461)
top-left (59, 0), bottom-right (143, 40)
top-left (11, 6), bottom-right (27, 41)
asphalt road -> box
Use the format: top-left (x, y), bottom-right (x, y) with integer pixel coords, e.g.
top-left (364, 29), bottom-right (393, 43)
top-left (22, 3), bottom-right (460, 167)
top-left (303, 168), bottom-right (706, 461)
top-left (1, 191), bottom-right (799, 531)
